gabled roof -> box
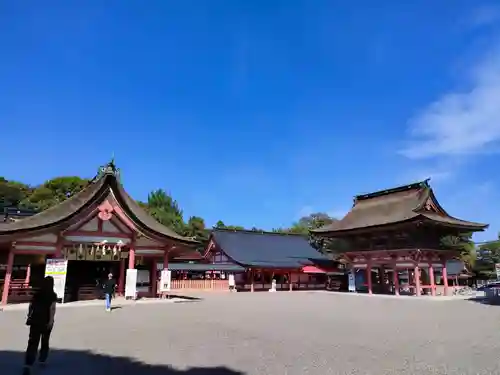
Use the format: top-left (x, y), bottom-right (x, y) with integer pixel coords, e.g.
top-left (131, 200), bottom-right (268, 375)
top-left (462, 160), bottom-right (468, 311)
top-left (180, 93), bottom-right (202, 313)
top-left (0, 162), bottom-right (198, 245)
top-left (312, 180), bottom-right (488, 235)
top-left (210, 229), bottom-right (331, 268)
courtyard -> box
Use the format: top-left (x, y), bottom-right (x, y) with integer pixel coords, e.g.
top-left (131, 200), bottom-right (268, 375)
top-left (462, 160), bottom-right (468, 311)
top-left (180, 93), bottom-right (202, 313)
top-left (1, 292), bottom-right (500, 375)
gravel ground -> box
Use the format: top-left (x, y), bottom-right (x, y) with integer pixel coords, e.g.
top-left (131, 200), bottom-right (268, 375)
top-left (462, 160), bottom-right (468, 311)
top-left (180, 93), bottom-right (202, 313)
top-left (1, 292), bottom-right (499, 375)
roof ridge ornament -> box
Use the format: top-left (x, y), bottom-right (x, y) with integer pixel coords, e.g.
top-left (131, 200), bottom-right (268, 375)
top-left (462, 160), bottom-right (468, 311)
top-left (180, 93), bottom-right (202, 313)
top-left (97, 158), bottom-right (121, 181)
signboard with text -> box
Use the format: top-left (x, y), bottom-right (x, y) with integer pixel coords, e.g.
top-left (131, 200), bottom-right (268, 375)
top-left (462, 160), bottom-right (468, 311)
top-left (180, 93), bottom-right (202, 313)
top-left (44, 259), bottom-right (68, 302)
top-left (159, 269), bottom-right (171, 292)
top-left (348, 270), bottom-right (356, 292)
top-left (125, 269), bottom-right (138, 298)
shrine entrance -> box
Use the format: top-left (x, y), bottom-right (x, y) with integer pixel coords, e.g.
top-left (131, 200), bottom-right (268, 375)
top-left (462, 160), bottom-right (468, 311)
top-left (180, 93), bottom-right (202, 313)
top-left (62, 243), bottom-right (128, 302)
top-left (65, 260), bottom-right (121, 302)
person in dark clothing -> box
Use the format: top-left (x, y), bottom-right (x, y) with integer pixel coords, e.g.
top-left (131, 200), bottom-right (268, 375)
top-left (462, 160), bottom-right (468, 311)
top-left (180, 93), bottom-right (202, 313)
top-left (103, 273), bottom-right (116, 312)
top-left (23, 276), bottom-right (58, 375)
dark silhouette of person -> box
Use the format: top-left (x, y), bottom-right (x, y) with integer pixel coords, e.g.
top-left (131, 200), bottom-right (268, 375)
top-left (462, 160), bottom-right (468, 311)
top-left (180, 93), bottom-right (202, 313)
top-left (103, 272), bottom-right (116, 312)
top-left (23, 276), bottom-right (57, 375)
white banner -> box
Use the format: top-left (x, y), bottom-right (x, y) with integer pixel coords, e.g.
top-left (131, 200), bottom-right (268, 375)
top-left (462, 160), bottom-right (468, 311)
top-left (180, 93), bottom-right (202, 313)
top-left (44, 259), bottom-right (68, 302)
top-left (159, 269), bottom-right (171, 292)
top-left (348, 269), bottom-right (356, 292)
top-left (125, 269), bottom-right (138, 298)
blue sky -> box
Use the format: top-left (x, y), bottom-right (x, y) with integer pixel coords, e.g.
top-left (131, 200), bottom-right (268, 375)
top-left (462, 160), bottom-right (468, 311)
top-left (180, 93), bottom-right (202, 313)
top-left (1, 1), bottom-right (500, 240)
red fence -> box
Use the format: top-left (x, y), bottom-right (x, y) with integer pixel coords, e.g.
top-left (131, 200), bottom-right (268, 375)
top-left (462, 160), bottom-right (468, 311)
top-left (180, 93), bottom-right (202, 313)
top-left (171, 279), bottom-right (229, 291)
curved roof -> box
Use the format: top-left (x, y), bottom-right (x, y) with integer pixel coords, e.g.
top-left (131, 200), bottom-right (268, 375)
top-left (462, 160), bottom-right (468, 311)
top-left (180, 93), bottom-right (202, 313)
top-left (211, 229), bottom-right (331, 268)
top-left (312, 180), bottom-right (488, 235)
top-left (0, 164), bottom-right (198, 245)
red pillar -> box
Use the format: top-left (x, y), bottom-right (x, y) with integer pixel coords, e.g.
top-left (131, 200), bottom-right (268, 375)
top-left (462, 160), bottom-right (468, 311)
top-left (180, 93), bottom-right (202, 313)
top-left (55, 234), bottom-right (63, 258)
top-left (163, 250), bottom-right (169, 269)
top-left (428, 263), bottom-right (435, 296)
top-left (289, 272), bottom-right (293, 291)
top-left (442, 262), bottom-right (449, 296)
top-left (392, 265), bottom-right (400, 296)
top-left (414, 265), bottom-right (421, 296)
top-left (118, 258), bottom-right (125, 295)
top-left (25, 264), bottom-right (31, 287)
top-left (366, 263), bottom-right (373, 295)
top-left (1, 248), bottom-right (14, 305)
top-left (128, 246), bottom-right (135, 269)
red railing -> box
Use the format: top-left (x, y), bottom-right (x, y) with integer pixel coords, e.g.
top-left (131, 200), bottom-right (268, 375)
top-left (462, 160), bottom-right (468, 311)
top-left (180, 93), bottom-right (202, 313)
top-left (0, 279), bottom-right (36, 304)
top-left (171, 279), bottom-right (229, 291)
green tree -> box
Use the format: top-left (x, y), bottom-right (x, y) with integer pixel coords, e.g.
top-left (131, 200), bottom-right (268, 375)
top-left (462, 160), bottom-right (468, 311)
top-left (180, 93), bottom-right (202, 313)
top-left (440, 233), bottom-right (476, 269)
top-left (477, 235), bottom-right (500, 279)
top-left (184, 216), bottom-right (209, 241)
top-left (146, 189), bottom-right (185, 235)
top-left (21, 176), bottom-right (89, 210)
top-left (0, 178), bottom-right (33, 207)
top-left (214, 220), bottom-right (226, 229)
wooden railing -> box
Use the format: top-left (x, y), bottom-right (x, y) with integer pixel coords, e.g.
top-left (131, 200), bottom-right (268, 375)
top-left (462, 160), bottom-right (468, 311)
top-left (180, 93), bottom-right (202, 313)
top-left (171, 279), bottom-right (229, 291)
top-left (0, 279), bottom-right (36, 304)
top-left (237, 282), bottom-right (325, 291)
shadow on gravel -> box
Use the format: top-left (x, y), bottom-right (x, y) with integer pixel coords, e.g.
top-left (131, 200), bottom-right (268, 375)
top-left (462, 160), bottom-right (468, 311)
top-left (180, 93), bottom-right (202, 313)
top-left (0, 349), bottom-right (245, 375)
top-left (465, 296), bottom-right (500, 305)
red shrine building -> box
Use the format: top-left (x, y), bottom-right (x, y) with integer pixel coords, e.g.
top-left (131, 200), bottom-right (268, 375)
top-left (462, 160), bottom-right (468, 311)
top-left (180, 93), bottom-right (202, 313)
top-left (311, 180), bottom-right (488, 297)
top-left (201, 229), bottom-right (344, 292)
top-left (0, 162), bottom-right (198, 305)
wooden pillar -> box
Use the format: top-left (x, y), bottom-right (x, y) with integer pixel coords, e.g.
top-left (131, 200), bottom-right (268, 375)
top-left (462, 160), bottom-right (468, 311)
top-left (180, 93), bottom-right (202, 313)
top-left (1, 247), bottom-right (14, 305)
top-left (442, 262), bottom-right (449, 296)
top-left (414, 265), bottom-right (421, 296)
top-left (118, 258), bottom-right (125, 295)
top-left (250, 269), bottom-right (254, 292)
top-left (428, 263), bottom-right (435, 296)
top-left (366, 262), bottom-right (373, 295)
top-left (128, 245), bottom-right (136, 269)
top-left (392, 263), bottom-right (400, 296)
top-left (25, 264), bottom-right (31, 287)
top-left (163, 250), bottom-right (169, 269)
top-left (151, 259), bottom-right (158, 297)
top-left (55, 234), bottom-right (63, 257)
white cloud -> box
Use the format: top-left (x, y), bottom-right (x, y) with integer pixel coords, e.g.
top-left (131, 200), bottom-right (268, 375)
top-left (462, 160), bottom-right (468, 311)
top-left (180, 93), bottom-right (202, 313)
top-left (401, 43), bottom-right (500, 160)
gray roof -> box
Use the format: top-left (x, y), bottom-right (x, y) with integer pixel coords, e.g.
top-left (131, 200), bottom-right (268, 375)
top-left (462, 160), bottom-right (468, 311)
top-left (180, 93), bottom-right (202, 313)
top-left (168, 263), bottom-right (245, 272)
top-left (211, 230), bottom-right (330, 269)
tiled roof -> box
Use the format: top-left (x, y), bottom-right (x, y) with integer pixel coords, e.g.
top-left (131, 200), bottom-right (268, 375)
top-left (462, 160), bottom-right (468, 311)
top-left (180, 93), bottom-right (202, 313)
top-left (0, 163), bottom-right (198, 245)
top-left (312, 180), bottom-right (488, 234)
top-left (211, 229), bottom-right (331, 268)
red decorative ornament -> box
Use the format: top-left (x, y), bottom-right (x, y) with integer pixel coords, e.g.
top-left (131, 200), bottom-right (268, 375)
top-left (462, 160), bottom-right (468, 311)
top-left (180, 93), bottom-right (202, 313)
top-left (98, 200), bottom-right (114, 221)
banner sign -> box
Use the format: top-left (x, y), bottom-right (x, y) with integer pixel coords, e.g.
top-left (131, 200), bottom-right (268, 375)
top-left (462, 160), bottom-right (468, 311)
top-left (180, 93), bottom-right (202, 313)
top-left (44, 259), bottom-right (68, 302)
top-left (159, 269), bottom-right (171, 292)
top-left (348, 269), bottom-right (356, 292)
top-left (125, 269), bottom-right (138, 298)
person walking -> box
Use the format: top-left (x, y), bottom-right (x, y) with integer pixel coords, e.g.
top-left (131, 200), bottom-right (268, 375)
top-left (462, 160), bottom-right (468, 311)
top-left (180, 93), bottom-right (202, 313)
top-left (22, 276), bottom-right (58, 375)
top-left (103, 272), bottom-right (116, 312)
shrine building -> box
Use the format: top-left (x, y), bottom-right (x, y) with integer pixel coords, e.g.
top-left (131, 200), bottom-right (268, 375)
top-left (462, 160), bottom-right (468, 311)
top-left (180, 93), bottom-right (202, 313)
top-left (0, 162), bottom-right (198, 305)
top-left (200, 229), bottom-right (344, 292)
top-left (310, 180), bottom-right (488, 297)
